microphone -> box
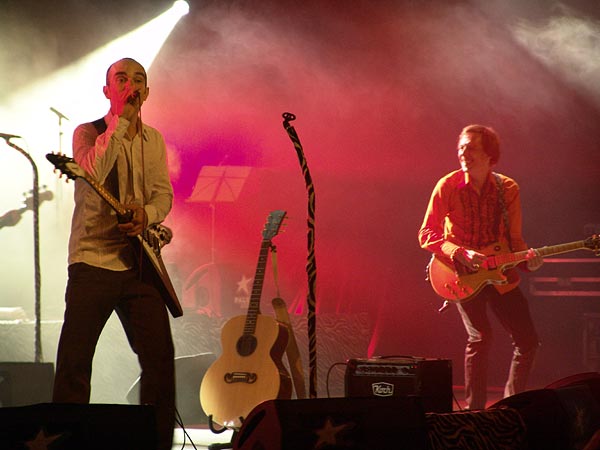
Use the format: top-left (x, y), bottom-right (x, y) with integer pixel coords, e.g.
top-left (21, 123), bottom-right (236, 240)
top-left (49, 107), bottom-right (69, 121)
top-left (0, 133), bottom-right (21, 141)
top-left (127, 91), bottom-right (141, 105)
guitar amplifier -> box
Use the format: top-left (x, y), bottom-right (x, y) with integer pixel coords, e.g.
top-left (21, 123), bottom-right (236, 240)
top-left (345, 356), bottom-right (453, 412)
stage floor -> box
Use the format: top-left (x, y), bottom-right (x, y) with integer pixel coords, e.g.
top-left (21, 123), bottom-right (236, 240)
top-left (171, 385), bottom-right (506, 449)
top-left (173, 428), bottom-right (234, 450)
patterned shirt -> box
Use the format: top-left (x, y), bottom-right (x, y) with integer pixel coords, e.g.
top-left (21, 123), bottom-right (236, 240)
top-left (418, 169), bottom-right (528, 258)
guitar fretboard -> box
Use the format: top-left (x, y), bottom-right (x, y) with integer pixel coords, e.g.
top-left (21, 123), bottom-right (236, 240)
top-left (493, 240), bottom-right (588, 268)
top-left (81, 174), bottom-right (128, 217)
top-left (244, 240), bottom-right (271, 335)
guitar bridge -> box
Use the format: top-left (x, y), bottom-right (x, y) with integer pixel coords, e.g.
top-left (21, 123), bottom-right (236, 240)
top-left (224, 371), bottom-right (258, 384)
top-left (143, 224), bottom-right (173, 254)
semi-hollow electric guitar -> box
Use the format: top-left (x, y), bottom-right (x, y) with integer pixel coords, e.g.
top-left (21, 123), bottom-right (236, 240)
top-left (199, 210), bottom-right (292, 429)
top-left (46, 152), bottom-right (183, 318)
top-left (428, 235), bottom-right (600, 304)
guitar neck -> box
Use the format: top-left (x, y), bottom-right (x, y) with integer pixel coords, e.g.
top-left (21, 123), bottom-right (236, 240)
top-left (494, 240), bottom-right (589, 268)
top-left (244, 240), bottom-right (271, 335)
top-left (82, 173), bottom-right (128, 217)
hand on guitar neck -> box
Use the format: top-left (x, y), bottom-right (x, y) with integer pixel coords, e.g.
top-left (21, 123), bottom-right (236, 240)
top-left (452, 246), bottom-right (543, 272)
top-left (117, 204), bottom-right (148, 237)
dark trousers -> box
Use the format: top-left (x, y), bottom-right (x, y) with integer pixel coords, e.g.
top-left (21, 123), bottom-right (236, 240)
top-left (456, 285), bottom-right (540, 410)
top-left (52, 263), bottom-right (175, 450)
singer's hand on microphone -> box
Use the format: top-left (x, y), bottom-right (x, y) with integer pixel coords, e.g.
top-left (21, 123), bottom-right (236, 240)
top-left (119, 90), bottom-right (141, 122)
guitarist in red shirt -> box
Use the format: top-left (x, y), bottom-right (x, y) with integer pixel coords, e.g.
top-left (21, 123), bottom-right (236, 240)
top-left (418, 124), bottom-right (543, 410)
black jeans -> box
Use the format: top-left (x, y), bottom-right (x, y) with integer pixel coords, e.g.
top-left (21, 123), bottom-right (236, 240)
top-left (456, 285), bottom-right (540, 410)
top-left (52, 263), bottom-right (175, 450)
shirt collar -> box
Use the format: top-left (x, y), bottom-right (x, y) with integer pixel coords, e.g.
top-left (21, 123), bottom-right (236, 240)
top-left (458, 170), bottom-right (494, 192)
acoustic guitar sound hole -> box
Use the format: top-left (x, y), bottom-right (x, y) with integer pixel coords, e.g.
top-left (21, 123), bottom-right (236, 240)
top-left (236, 334), bottom-right (257, 356)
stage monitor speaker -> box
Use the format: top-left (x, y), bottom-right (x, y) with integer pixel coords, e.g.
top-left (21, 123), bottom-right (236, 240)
top-left (490, 372), bottom-right (600, 450)
top-left (0, 362), bottom-right (54, 407)
top-left (233, 396), bottom-right (428, 450)
top-left (345, 357), bottom-right (452, 412)
top-left (426, 408), bottom-right (527, 450)
top-left (126, 352), bottom-right (216, 425)
top-left (0, 402), bottom-right (156, 450)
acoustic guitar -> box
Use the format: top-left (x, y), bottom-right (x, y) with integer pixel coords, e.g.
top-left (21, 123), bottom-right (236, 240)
top-left (428, 235), bottom-right (600, 304)
top-left (200, 210), bottom-right (292, 429)
top-left (46, 152), bottom-right (183, 318)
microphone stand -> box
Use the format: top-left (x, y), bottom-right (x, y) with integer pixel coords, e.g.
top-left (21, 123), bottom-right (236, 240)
top-left (2, 137), bottom-right (44, 363)
top-left (49, 107), bottom-right (69, 153)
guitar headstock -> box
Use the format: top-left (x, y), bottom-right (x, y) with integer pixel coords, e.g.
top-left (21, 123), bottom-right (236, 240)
top-left (263, 210), bottom-right (287, 241)
top-left (584, 234), bottom-right (600, 256)
top-left (46, 152), bottom-right (86, 181)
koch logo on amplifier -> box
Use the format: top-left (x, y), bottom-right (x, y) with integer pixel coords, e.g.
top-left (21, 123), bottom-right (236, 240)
top-left (372, 382), bottom-right (394, 396)
top-left (345, 357), bottom-right (453, 412)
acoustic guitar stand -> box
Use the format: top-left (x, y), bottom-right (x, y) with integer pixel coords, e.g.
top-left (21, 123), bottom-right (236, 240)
top-left (207, 415), bottom-right (238, 450)
top-left (208, 437), bottom-right (236, 450)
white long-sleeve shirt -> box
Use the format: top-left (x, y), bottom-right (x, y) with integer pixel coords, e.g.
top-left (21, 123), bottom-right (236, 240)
top-left (68, 111), bottom-right (173, 270)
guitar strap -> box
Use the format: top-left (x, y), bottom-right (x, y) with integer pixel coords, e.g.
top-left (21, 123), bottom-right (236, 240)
top-left (270, 247), bottom-right (307, 399)
top-left (493, 172), bottom-right (512, 250)
top-left (91, 117), bottom-right (107, 134)
top-left (270, 245), bottom-right (281, 297)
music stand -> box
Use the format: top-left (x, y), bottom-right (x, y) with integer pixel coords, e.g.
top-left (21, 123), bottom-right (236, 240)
top-left (186, 165), bottom-right (250, 262)
top-left (184, 166), bottom-right (250, 315)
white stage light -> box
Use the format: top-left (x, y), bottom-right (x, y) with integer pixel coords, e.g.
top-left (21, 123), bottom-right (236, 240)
top-left (173, 0), bottom-right (190, 16)
top-left (0, 2), bottom-right (189, 332)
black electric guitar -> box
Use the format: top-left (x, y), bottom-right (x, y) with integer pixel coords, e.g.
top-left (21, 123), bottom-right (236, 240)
top-left (0, 189), bottom-right (54, 229)
top-left (46, 152), bottom-right (183, 318)
top-left (428, 235), bottom-right (600, 304)
top-left (199, 210), bottom-right (292, 429)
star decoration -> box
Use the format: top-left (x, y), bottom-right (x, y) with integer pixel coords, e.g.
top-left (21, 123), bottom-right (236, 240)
top-left (236, 274), bottom-right (252, 295)
top-left (25, 428), bottom-right (63, 450)
top-left (313, 417), bottom-right (353, 449)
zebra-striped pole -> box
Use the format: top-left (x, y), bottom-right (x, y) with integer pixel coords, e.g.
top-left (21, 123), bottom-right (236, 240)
top-left (282, 112), bottom-right (318, 399)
